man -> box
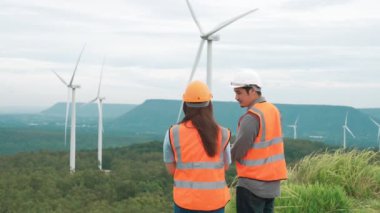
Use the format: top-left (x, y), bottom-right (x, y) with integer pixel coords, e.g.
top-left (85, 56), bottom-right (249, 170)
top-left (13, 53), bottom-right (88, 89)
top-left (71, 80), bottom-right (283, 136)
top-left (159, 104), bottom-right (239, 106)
top-left (230, 71), bottom-right (287, 213)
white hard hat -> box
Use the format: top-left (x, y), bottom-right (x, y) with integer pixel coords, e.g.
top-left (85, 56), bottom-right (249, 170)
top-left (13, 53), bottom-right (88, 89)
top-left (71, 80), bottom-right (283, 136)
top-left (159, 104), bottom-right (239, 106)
top-left (230, 70), bottom-right (263, 89)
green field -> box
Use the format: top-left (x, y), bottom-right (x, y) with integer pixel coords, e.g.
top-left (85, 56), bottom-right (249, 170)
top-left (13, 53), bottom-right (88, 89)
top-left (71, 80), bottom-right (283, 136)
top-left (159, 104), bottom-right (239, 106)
top-left (226, 150), bottom-right (380, 213)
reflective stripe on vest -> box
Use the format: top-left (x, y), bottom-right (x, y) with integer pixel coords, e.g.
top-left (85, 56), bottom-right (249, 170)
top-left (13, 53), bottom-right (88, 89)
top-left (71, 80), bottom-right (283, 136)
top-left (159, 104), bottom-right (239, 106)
top-left (238, 153), bottom-right (285, 166)
top-left (251, 137), bottom-right (283, 149)
top-left (174, 181), bottom-right (227, 189)
top-left (236, 102), bottom-right (287, 181)
top-left (171, 125), bottom-right (229, 170)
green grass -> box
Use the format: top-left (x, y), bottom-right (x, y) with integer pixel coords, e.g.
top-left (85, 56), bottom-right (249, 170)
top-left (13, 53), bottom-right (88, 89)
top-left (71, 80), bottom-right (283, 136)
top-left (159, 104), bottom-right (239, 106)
top-left (290, 149), bottom-right (380, 199)
top-left (275, 183), bottom-right (351, 212)
top-left (227, 149), bottom-right (380, 213)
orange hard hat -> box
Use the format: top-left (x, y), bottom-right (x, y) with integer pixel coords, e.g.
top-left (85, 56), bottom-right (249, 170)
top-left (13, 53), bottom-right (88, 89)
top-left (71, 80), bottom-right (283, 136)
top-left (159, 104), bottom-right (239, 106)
top-left (182, 81), bottom-right (212, 103)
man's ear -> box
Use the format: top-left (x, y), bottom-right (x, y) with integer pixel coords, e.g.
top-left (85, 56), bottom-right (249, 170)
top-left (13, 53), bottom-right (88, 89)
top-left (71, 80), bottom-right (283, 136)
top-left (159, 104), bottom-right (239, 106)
top-left (248, 87), bottom-right (255, 95)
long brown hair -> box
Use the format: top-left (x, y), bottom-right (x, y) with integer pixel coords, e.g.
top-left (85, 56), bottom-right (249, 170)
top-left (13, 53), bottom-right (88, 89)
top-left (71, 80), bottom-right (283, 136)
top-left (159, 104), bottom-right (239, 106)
top-left (181, 102), bottom-right (219, 157)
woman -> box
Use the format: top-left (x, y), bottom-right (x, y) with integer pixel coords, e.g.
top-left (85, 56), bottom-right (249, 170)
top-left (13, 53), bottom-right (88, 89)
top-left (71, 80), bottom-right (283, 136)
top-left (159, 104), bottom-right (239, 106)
top-left (163, 80), bottom-right (231, 213)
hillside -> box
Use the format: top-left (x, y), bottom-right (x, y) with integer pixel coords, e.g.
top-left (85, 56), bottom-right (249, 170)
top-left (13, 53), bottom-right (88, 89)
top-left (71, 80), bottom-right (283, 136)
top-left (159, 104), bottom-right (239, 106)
top-left (113, 99), bottom-right (379, 148)
top-left (1, 100), bottom-right (379, 155)
top-left (0, 139), bottom-right (330, 212)
top-left (0, 126), bottom-right (158, 155)
top-left (41, 102), bottom-right (137, 118)
top-left (360, 108), bottom-right (380, 120)
top-left (110, 99), bottom-right (245, 136)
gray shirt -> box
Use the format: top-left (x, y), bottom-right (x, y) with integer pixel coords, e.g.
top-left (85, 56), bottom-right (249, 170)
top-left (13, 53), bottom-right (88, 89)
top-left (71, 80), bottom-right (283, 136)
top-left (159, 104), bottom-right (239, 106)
top-left (231, 97), bottom-right (281, 198)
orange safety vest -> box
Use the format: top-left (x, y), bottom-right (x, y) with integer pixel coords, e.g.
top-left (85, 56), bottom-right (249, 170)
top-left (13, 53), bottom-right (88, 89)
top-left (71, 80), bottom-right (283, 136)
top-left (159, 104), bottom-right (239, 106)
top-left (236, 101), bottom-right (288, 181)
top-left (169, 121), bottom-right (231, 211)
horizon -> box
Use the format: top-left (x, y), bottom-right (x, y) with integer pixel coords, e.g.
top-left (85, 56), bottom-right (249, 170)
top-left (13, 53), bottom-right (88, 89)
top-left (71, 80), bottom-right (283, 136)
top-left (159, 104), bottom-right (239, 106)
top-left (1, 98), bottom-right (379, 115)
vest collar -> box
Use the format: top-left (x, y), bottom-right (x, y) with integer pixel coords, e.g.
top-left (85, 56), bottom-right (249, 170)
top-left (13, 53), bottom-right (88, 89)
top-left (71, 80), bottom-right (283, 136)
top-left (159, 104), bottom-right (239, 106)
top-left (247, 96), bottom-right (266, 111)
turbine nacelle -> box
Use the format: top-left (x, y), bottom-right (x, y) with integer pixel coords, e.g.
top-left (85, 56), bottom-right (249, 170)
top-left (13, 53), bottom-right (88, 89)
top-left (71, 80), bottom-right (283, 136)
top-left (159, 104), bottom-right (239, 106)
top-left (201, 34), bottom-right (220, 41)
top-left (69, 85), bottom-right (81, 89)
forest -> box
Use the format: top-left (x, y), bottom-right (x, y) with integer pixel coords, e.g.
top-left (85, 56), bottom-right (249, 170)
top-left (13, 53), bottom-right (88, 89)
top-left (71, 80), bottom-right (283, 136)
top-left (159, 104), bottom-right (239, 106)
top-left (0, 139), bottom-right (329, 212)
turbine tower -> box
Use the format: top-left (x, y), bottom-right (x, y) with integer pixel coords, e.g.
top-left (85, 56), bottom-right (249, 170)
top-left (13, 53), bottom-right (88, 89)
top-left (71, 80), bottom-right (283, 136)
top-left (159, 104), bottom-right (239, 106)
top-left (177, 0), bottom-right (258, 122)
top-left (52, 45), bottom-right (86, 173)
top-left (287, 115), bottom-right (299, 139)
top-left (87, 58), bottom-right (106, 170)
top-left (342, 112), bottom-right (355, 149)
top-left (370, 117), bottom-right (380, 151)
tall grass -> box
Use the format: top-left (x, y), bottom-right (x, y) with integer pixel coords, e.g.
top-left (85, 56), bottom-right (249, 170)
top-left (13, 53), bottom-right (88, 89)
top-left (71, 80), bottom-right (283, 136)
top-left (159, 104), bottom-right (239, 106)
top-left (226, 149), bottom-right (380, 213)
top-left (275, 183), bottom-right (351, 212)
top-left (290, 149), bottom-right (380, 198)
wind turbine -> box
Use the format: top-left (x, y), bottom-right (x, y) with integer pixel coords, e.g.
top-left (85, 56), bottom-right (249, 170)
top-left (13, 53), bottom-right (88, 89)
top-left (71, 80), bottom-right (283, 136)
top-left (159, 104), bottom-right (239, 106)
top-left (370, 117), bottom-right (380, 151)
top-left (52, 45), bottom-right (86, 173)
top-left (87, 58), bottom-right (106, 170)
top-left (342, 112), bottom-right (355, 149)
top-left (177, 0), bottom-right (258, 122)
top-left (287, 115), bottom-right (299, 139)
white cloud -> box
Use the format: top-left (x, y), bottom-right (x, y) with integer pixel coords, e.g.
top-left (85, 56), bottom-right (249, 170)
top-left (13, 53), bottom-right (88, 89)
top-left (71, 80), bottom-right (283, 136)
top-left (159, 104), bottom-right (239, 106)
top-left (282, 0), bottom-right (354, 10)
top-left (0, 0), bottom-right (379, 109)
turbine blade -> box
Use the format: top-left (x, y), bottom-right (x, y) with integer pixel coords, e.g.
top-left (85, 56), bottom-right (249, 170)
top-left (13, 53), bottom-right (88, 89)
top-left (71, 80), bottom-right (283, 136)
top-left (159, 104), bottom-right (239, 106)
top-left (97, 57), bottom-right (106, 97)
top-left (64, 89), bottom-right (71, 146)
top-left (69, 44), bottom-right (86, 86)
top-left (89, 97), bottom-right (98, 104)
top-left (188, 39), bottom-right (205, 83)
top-left (295, 115), bottom-right (299, 125)
top-left (52, 70), bottom-right (68, 86)
top-left (345, 112), bottom-right (348, 125)
top-left (370, 117), bottom-right (380, 127)
top-left (345, 126), bottom-right (355, 138)
top-left (185, 0), bottom-right (204, 34)
top-left (177, 39), bottom-right (205, 123)
top-left (204, 8), bottom-right (258, 37)
top-left (176, 101), bottom-right (184, 123)
top-left (81, 97), bottom-right (97, 108)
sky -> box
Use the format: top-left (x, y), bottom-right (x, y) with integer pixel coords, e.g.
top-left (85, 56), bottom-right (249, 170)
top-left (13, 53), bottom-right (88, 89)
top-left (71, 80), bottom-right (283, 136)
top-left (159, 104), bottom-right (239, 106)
top-left (1, 0), bottom-right (379, 112)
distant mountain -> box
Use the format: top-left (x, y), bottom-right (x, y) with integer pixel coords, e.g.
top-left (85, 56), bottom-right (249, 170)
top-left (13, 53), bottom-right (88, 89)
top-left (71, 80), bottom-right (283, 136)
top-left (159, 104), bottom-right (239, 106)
top-left (110, 99), bottom-right (245, 135)
top-left (0, 106), bottom-right (46, 114)
top-left (276, 104), bottom-right (377, 147)
top-left (112, 99), bottom-right (379, 148)
top-left (41, 102), bottom-right (137, 118)
top-left (359, 108), bottom-right (380, 120)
